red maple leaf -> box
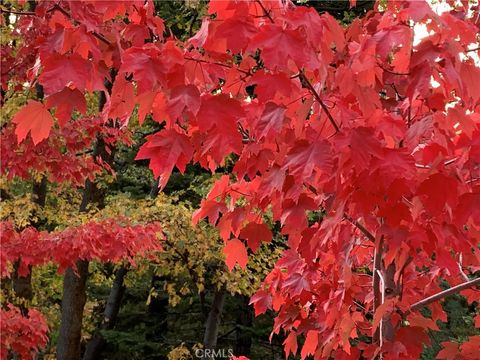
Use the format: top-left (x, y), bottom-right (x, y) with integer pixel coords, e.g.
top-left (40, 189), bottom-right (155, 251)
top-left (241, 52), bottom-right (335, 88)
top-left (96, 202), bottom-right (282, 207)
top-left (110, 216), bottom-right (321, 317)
top-left (136, 129), bottom-right (193, 188)
top-left (283, 139), bottom-right (333, 179)
top-left (239, 222), bottom-right (272, 252)
top-left (223, 238), bottom-right (248, 270)
top-left (12, 100), bottom-right (54, 145)
top-left (248, 25), bottom-right (318, 70)
top-left (45, 87), bottom-right (86, 127)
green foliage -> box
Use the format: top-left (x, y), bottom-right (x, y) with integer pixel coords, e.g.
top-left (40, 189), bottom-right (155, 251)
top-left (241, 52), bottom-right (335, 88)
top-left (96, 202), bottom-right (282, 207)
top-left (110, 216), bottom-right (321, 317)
top-left (422, 294), bottom-right (480, 359)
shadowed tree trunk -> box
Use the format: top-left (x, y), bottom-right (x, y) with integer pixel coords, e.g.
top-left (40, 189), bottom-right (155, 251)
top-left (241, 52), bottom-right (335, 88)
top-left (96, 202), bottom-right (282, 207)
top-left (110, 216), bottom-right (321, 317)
top-left (12, 177), bottom-right (47, 314)
top-left (57, 80), bottom-right (115, 360)
top-left (204, 288), bottom-right (226, 352)
top-left (234, 295), bottom-right (253, 357)
top-left (57, 260), bottom-right (89, 360)
top-left (12, 78), bottom-right (47, 314)
top-left (57, 146), bottom-right (112, 359)
top-left (82, 266), bottom-right (128, 360)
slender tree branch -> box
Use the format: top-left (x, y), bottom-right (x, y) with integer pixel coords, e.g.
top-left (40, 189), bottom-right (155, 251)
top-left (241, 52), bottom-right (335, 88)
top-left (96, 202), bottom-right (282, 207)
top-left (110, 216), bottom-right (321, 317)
top-left (299, 72), bottom-right (340, 133)
top-left (51, 4), bottom-right (110, 45)
top-left (466, 46), bottom-right (479, 53)
top-left (410, 278), bottom-right (480, 312)
top-left (344, 214), bottom-right (375, 242)
top-left (0, 7), bottom-right (36, 16)
top-left (377, 62), bottom-right (410, 76)
top-left (372, 236), bottom-right (384, 345)
top-left (458, 254), bottom-right (470, 282)
top-left (184, 56), bottom-right (250, 76)
top-left (255, 0), bottom-right (274, 23)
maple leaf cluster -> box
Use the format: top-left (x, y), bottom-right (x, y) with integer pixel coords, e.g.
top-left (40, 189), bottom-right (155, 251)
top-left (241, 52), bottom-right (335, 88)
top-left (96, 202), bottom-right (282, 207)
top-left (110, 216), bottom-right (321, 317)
top-left (0, 219), bottom-right (162, 278)
top-left (2, 0), bottom-right (480, 358)
top-left (0, 304), bottom-right (49, 360)
top-left (0, 115), bottom-right (119, 185)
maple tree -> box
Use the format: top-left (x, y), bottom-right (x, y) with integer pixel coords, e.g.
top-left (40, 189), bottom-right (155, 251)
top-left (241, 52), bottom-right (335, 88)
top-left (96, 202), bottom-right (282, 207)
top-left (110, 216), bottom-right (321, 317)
top-left (1, 0), bottom-right (480, 359)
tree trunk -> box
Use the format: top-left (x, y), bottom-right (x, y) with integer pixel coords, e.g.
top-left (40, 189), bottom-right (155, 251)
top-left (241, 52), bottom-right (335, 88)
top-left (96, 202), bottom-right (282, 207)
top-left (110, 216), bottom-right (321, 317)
top-left (57, 78), bottom-right (114, 360)
top-left (373, 236), bottom-right (401, 347)
top-left (82, 266), bottom-right (128, 360)
top-left (234, 295), bottom-right (253, 357)
top-left (380, 263), bottom-right (399, 342)
top-left (203, 288), bottom-right (226, 351)
top-left (10, 79), bottom-right (48, 309)
top-left (57, 260), bottom-right (89, 360)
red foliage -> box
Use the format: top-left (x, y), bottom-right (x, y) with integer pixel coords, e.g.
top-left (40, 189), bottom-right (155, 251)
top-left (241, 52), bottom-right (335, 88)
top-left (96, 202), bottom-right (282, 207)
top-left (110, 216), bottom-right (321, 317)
top-left (0, 304), bottom-right (49, 360)
top-left (0, 219), bottom-right (162, 278)
top-left (3, 0), bottom-right (480, 358)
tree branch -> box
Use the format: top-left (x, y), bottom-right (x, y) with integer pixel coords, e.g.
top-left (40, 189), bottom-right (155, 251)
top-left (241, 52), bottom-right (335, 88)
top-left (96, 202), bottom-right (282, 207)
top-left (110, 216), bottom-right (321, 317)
top-left (299, 72), bottom-right (340, 133)
top-left (255, 0), bottom-right (274, 23)
top-left (344, 214), bottom-right (375, 242)
top-left (410, 278), bottom-right (480, 312)
top-left (184, 56), bottom-right (250, 76)
top-left (51, 4), bottom-right (110, 45)
top-left (0, 7), bottom-right (36, 16)
top-left (377, 61), bottom-right (410, 76)
top-left (372, 235), bottom-right (384, 345)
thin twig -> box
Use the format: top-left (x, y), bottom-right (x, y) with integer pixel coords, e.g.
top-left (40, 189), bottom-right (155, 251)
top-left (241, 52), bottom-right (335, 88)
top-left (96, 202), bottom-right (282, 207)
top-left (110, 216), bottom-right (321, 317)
top-left (1, 7), bottom-right (36, 16)
top-left (377, 62), bottom-right (410, 76)
top-left (299, 72), bottom-right (340, 133)
top-left (255, 0), bottom-right (274, 23)
top-left (184, 56), bottom-right (250, 76)
top-left (458, 254), bottom-right (470, 282)
top-left (344, 214), bottom-right (375, 242)
top-left (52, 4), bottom-right (110, 45)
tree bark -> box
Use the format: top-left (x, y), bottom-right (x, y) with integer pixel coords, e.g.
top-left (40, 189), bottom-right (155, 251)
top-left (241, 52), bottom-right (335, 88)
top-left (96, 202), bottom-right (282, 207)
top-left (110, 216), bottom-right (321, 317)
top-left (82, 266), bottom-right (128, 360)
top-left (12, 162), bottom-right (48, 315)
top-left (57, 78), bottom-right (114, 360)
top-left (57, 260), bottom-right (89, 360)
top-left (203, 288), bottom-right (226, 351)
top-left (410, 277), bottom-right (480, 312)
top-left (380, 263), bottom-right (399, 342)
top-left (234, 295), bottom-right (253, 357)
top-left (373, 236), bottom-right (401, 346)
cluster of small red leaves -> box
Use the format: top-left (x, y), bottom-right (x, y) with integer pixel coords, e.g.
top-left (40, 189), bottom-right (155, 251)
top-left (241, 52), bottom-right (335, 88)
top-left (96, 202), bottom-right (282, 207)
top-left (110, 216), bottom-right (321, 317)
top-left (0, 116), bottom-right (120, 186)
top-left (0, 304), bottom-right (49, 360)
top-left (1, 0), bottom-right (152, 186)
top-left (136, 1), bottom-right (478, 359)
top-left (5, 0), bottom-right (480, 358)
top-left (0, 219), bottom-right (162, 278)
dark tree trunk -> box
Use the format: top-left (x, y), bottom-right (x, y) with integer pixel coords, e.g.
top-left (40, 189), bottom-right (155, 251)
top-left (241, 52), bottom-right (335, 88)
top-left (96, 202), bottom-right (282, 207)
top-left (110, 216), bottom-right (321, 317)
top-left (12, 165), bottom-right (47, 314)
top-left (57, 78), bottom-right (114, 360)
top-left (203, 288), bottom-right (226, 351)
top-left (57, 260), bottom-right (89, 360)
top-left (12, 263), bottom-right (33, 315)
top-left (234, 295), bottom-right (253, 357)
top-left (381, 263), bottom-right (400, 342)
top-left (82, 266), bottom-right (128, 360)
